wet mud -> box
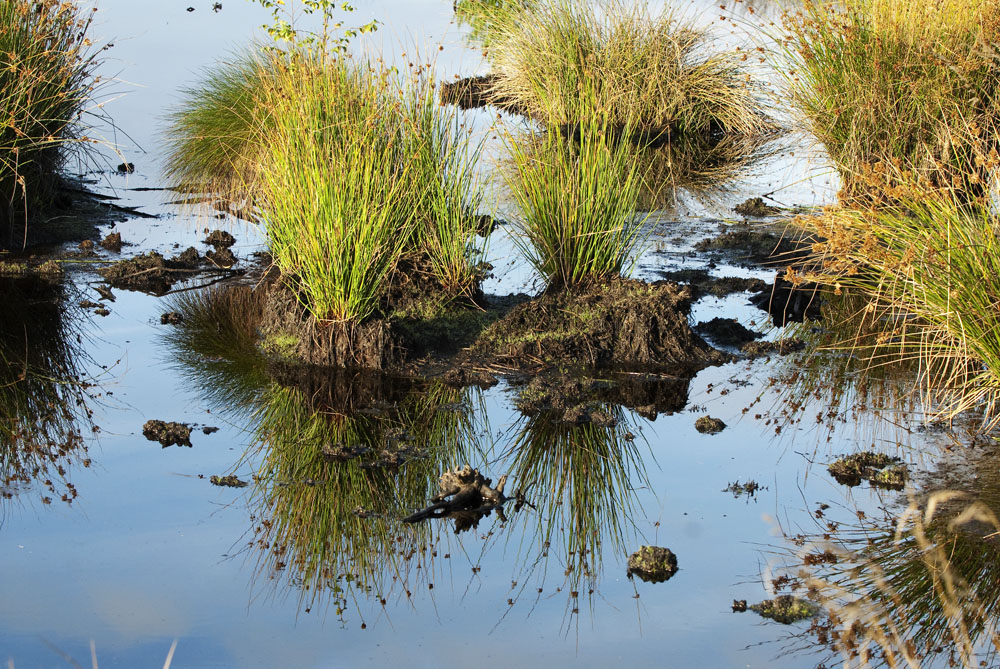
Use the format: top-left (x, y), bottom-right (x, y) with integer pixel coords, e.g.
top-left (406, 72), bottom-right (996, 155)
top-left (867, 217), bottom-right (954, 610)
top-left (142, 420), bottom-right (193, 447)
top-left (627, 546), bottom-right (678, 583)
top-left (100, 247), bottom-right (239, 295)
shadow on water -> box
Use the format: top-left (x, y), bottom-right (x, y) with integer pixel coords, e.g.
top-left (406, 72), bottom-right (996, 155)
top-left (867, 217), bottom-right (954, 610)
top-left (0, 274), bottom-right (92, 508)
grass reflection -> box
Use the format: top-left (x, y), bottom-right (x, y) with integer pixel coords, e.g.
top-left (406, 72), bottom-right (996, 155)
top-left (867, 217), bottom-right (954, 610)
top-left (0, 275), bottom-right (91, 506)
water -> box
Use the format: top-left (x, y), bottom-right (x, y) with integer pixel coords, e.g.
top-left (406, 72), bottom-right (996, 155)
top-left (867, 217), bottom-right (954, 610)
top-left (1, 2), bottom-right (995, 667)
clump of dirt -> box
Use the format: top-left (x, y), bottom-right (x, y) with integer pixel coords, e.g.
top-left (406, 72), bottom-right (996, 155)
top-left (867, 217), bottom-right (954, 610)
top-left (695, 227), bottom-right (809, 266)
top-left (695, 416), bottom-right (727, 434)
top-left (627, 546), bottom-right (678, 583)
top-left (695, 317), bottom-right (761, 348)
top-left (210, 475), bottom-right (247, 488)
top-left (829, 452), bottom-right (907, 490)
top-left (99, 247), bottom-right (205, 295)
top-left (734, 197), bottom-right (780, 217)
top-left (478, 278), bottom-right (723, 372)
top-left (741, 338), bottom-right (805, 357)
top-left (78, 239), bottom-right (96, 254)
top-left (203, 229), bottom-right (236, 248)
top-left (205, 247), bottom-right (237, 268)
top-left (749, 595), bottom-right (820, 624)
top-left (100, 232), bottom-right (123, 252)
top-left (142, 420), bottom-right (193, 447)
top-left (160, 311), bottom-right (184, 325)
top-left (658, 269), bottom-right (768, 300)
top-left (260, 278), bottom-right (406, 371)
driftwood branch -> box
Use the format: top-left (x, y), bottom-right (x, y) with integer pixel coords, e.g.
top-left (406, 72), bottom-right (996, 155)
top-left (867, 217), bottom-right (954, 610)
top-left (403, 465), bottom-right (511, 532)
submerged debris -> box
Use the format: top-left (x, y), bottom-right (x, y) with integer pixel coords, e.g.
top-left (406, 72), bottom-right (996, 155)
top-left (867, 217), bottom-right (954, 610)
top-left (142, 420), bottom-right (193, 448)
top-left (828, 451), bottom-right (907, 490)
top-left (210, 475), bottom-right (247, 488)
top-left (160, 311), bottom-right (184, 325)
top-left (749, 595), bottom-right (820, 624)
top-left (723, 480), bottom-right (763, 499)
top-left (695, 416), bottom-right (727, 434)
top-left (403, 465), bottom-right (511, 533)
top-left (627, 545), bottom-right (678, 583)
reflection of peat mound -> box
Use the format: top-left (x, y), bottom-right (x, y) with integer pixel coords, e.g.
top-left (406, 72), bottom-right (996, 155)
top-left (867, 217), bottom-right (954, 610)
top-left (513, 370), bottom-right (694, 421)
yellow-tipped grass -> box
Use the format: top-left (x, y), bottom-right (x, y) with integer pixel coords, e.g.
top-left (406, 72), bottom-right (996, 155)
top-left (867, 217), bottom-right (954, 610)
top-left (799, 197), bottom-right (1000, 428)
top-left (488, 0), bottom-right (770, 137)
top-left (781, 0), bottom-right (1000, 205)
top-left (0, 0), bottom-right (100, 245)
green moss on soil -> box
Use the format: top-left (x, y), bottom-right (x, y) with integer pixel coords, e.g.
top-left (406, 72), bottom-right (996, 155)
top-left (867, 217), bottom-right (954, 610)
top-left (828, 451), bottom-right (907, 490)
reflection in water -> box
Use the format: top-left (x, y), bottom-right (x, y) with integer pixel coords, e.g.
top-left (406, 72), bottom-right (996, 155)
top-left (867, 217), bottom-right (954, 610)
top-left (164, 283), bottom-right (658, 624)
top-left (782, 491), bottom-right (1000, 668)
top-left (0, 275), bottom-right (91, 506)
top-left (245, 379), bottom-right (484, 615)
top-left (501, 404), bottom-right (649, 605)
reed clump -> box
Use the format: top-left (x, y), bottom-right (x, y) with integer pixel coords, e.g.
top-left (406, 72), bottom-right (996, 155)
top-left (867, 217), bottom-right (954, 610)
top-left (782, 0), bottom-right (1000, 205)
top-left (797, 196), bottom-right (1000, 427)
top-left (0, 0), bottom-right (100, 248)
top-left (487, 0), bottom-right (770, 138)
top-left (505, 111), bottom-right (648, 289)
top-left (166, 50), bottom-right (485, 332)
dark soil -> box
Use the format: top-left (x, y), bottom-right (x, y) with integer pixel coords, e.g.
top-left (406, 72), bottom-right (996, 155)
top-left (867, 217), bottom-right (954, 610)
top-left (828, 451), bottom-right (907, 490)
top-left (142, 420), bottom-right (193, 447)
top-left (439, 74), bottom-right (527, 116)
top-left (203, 229), bottom-right (236, 248)
top-left (160, 311), bottom-right (184, 325)
top-left (695, 317), bottom-right (762, 348)
top-left (99, 247), bottom-right (215, 295)
top-left (734, 197), bottom-right (780, 218)
top-left (260, 278), bottom-right (406, 370)
top-left (657, 269), bottom-right (767, 300)
top-left (100, 232), bottom-right (123, 252)
top-left (695, 416), bottom-right (727, 434)
top-left (627, 546), bottom-right (678, 583)
top-left (477, 278), bottom-right (724, 372)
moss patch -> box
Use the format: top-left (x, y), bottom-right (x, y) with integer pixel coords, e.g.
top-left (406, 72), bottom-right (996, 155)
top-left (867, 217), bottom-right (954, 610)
top-left (477, 278), bottom-right (723, 372)
top-left (749, 595), bottom-right (819, 624)
top-left (627, 545), bottom-right (678, 583)
top-left (695, 416), bottom-right (726, 434)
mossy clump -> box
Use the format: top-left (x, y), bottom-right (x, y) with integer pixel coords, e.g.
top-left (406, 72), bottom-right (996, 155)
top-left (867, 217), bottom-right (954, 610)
top-left (142, 420), bottom-right (193, 448)
top-left (750, 595), bottom-right (820, 624)
top-left (829, 451), bottom-right (907, 490)
top-left (478, 278), bottom-right (722, 371)
top-left (695, 317), bottom-right (761, 348)
top-left (99, 248), bottom-right (206, 295)
top-left (210, 475), bottom-right (248, 488)
top-left (695, 416), bottom-right (727, 434)
top-left (627, 545), bottom-right (678, 583)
